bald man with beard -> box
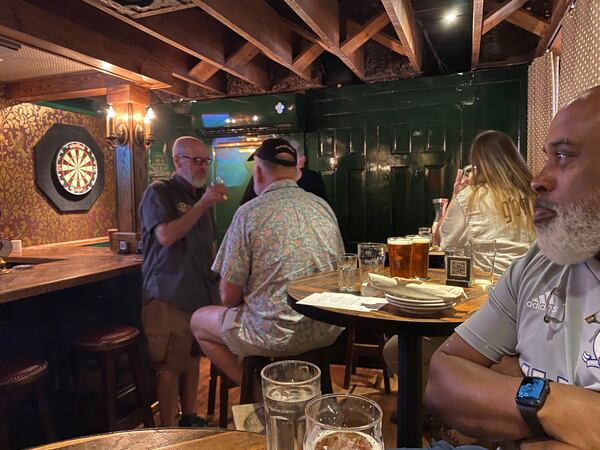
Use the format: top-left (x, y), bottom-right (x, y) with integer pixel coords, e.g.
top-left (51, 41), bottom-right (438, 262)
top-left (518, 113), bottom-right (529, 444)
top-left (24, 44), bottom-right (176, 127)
top-left (423, 86), bottom-right (600, 450)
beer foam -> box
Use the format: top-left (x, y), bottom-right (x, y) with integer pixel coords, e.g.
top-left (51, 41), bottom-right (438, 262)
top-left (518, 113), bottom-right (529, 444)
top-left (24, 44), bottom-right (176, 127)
top-left (412, 237), bottom-right (430, 244)
top-left (387, 237), bottom-right (411, 245)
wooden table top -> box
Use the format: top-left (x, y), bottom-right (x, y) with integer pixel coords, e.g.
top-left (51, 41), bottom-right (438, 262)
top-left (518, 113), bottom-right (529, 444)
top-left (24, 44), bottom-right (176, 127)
top-left (288, 268), bottom-right (489, 336)
top-left (0, 240), bottom-right (141, 304)
top-left (31, 428), bottom-right (266, 450)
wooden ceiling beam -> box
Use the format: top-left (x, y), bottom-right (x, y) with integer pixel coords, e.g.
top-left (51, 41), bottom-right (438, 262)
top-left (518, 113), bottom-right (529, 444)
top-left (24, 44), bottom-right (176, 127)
top-left (341, 11), bottom-right (390, 55)
top-left (82, 1), bottom-right (266, 90)
top-left (285, 0), bottom-right (366, 81)
top-left (4, 70), bottom-right (129, 102)
top-left (536, 0), bottom-right (571, 56)
top-left (293, 42), bottom-right (325, 73)
top-left (172, 71), bottom-right (225, 95)
top-left (192, 0), bottom-right (312, 81)
top-left (132, 3), bottom-right (196, 19)
top-left (0, 0), bottom-right (205, 90)
top-left (472, 0), bottom-right (484, 68)
top-left (380, 0), bottom-right (421, 71)
top-left (485, 0), bottom-right (548, 37)
top-left (284, 0), bottom-right (339, 49)
top-left (483, 0), bottom-right (528, 34)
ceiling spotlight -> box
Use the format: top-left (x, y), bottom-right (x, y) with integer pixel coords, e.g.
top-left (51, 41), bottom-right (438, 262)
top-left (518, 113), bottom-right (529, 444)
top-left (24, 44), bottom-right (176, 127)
top-left (443, 10), bottom-right (459, 23)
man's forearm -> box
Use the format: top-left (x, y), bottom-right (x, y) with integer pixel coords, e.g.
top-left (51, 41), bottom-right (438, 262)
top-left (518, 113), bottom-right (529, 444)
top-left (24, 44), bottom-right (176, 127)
top-left (426, 350), bottom-right (532, 441)
top-left (156, 200), bottom-right (210, 247)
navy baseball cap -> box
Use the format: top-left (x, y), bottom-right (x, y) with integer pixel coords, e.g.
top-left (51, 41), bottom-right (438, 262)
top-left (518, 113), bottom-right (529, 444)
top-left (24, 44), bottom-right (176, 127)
top-left (247, 138), bottom-right (297, 167)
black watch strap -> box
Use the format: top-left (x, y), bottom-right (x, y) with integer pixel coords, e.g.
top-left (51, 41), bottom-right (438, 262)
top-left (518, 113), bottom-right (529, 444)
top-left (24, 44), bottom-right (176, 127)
top-left (517, 404), bottom-right (546, 436)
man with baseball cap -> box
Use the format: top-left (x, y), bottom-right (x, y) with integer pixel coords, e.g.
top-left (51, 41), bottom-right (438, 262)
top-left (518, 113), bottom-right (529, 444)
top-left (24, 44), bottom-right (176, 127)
top-left (190, 138), bottom-right (343, 385)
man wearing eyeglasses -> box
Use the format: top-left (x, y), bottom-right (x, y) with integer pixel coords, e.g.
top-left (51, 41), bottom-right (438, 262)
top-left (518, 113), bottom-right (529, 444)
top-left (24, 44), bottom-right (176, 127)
top-left (139, 136), bottom-right (227, 428)
top-left (424, 86), bottom-right (600, 449)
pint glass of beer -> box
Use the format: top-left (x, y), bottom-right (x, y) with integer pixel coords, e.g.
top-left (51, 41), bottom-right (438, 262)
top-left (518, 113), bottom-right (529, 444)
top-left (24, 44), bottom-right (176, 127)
top-left (411, 236), bottom-right (430, 279)
top-left (387, 237), bottom-right (413, 278)
top-left (304, 394), bottom-right (384, 450)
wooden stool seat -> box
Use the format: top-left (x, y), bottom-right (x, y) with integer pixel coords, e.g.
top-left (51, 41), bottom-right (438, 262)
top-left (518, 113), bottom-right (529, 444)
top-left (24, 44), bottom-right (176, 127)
top-left (74, 325), bottom-right (153, 432)
top-left (0, 358), bottom-right (48, 389)
top-left (74, 326), bottom-right (139, 352)
top-left (0, 358), bottom-right (56, 448)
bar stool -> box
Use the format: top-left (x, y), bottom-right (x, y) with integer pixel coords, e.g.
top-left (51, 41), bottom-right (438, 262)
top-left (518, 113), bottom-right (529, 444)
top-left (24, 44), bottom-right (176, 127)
top-left (74, 325), bottom-right (154, 431)
top-left (207, 345), bottom-right (334, 428)
top-left (0, 358), bottom-right (56, 449)
top-left (343, 329), bottom-right (392, 393)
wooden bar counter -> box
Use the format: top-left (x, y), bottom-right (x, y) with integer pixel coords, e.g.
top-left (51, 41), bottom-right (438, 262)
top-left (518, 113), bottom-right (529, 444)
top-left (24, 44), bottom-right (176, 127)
top-left (1, 238), bottom-right (141, 304)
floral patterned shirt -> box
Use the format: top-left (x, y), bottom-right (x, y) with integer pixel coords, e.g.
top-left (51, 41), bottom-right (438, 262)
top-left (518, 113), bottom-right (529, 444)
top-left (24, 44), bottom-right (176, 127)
top-left (212, 179), bottom-right (344, 353)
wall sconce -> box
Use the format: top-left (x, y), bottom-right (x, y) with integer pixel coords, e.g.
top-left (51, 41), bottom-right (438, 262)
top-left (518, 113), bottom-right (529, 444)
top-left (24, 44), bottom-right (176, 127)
top-left (105, 104), bottom-right (128, 146)
top-left (135, 106), bottom-right (155, 148)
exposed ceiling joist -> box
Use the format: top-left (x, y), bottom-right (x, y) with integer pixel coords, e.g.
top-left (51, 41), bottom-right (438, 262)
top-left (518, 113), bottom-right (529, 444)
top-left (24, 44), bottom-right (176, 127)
top-left (283, 0), bottom-right (365, 80)
top-left (485, 0), bottom-right (549, 37)
top-left (341, 12), bottom-right (390, 55)
top-left (4, 70), bottom-right (129, 102)
top-left (380, 0), bottom-right (421, 71)
top-left (536, 0), bottom-right (571, 56)
top-left (192, 0), bottom-right (312, 81)
top-left (293, 42), bottom-right (325, 73)
top-left (0, 0), bottom-right (201, 90)
top-left (132, 3), bottom-right (196, 19)
top-left (82, 0), bottom-right (268, 91)
top-left (482, 0), bottom-right (528, 35)
top-left (472, 0), bottom-right (484, 68)
top-left (284, 0), bottom-right (339, 49)
top-left (172, 71), bottom-right (225, 96)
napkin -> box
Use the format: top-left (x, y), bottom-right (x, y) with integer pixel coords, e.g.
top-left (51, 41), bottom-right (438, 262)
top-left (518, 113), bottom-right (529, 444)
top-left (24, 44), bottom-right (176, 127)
top-left (368, 273), bottom-right (465, 301)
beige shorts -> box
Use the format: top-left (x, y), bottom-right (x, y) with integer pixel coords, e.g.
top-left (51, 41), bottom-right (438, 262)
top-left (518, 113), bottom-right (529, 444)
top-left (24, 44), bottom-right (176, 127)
top-left (142, 299), bottom-right (200, 373)
top-left (218, 307), bottom-right (276, 357)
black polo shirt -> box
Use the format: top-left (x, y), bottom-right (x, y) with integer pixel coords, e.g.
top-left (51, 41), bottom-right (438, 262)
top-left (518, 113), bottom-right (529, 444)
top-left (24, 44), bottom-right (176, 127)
top-left (139, 175), bottom-right (219, 311)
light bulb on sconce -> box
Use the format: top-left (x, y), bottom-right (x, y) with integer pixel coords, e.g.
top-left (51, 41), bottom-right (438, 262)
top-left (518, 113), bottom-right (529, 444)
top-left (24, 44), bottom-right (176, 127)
top-left (135, 106), bottom-right (156, 148)
top-left (105, 104), bottom-right (128, 146)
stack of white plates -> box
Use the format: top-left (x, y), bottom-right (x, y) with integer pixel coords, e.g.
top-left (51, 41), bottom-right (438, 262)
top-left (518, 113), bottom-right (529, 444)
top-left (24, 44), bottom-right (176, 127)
top-left (384, 293), bottom-right (456, 315)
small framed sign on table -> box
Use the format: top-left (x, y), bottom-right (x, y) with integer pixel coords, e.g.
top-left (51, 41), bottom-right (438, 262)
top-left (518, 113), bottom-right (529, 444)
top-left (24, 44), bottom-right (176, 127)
top-left (445, 255), bottom-right (472, 288)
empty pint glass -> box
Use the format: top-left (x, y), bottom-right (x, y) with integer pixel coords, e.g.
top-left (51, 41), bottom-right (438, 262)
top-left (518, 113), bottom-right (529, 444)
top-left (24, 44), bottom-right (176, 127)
top-left (411, 236), bottom-right (430, 279)
top-left (387, 237), bottom-right (413, 278)
top-left (261, 360), bottom-right (321, 450)
top-left (357, 243), bottom-right (386, 289)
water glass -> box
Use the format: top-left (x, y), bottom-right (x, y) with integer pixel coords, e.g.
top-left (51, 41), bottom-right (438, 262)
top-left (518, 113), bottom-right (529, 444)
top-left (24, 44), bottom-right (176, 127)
top-left (304, 394), bottom-right (384, 450)
top-left (357, 243), bottom-right (386, 290)
top-left (337, 253), bottom-right (359, 293)
top-left (261, 360), bottom-right (321, 450)
top-left (470, 239), bottom-right (497, 287)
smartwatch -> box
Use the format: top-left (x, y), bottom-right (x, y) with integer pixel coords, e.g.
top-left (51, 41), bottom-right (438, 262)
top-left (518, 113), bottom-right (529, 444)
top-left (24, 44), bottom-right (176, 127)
top-left (515, 376), bottom-right (551, 435)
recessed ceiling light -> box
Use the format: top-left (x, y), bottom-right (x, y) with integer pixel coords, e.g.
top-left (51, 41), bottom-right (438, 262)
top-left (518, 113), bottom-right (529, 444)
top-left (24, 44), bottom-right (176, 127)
top-left (443, 10), bottom-right (459, 23)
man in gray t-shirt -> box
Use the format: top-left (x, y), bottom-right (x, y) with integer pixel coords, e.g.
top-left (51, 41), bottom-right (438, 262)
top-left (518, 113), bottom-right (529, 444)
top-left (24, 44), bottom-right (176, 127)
top-left (425, 86), bottom-right (600, 449)
top-left (139, 136), bottom-right (227, 427)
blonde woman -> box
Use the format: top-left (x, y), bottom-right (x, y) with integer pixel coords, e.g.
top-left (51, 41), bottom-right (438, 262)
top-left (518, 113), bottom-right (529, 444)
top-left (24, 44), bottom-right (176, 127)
top-left (437, 130), bottom-right (536, 273)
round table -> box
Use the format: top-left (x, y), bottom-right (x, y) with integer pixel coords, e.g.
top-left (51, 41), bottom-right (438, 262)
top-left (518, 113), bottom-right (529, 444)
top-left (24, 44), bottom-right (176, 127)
top-left (287, 268), bottom-right (488, 448)
top-left (31, 428), bottom-right (266, 450)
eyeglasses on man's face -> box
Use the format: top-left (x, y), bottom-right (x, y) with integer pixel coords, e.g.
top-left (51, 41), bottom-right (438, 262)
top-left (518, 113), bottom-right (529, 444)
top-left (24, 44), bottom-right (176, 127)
top-left (175, 154), bottom-right (212, 166)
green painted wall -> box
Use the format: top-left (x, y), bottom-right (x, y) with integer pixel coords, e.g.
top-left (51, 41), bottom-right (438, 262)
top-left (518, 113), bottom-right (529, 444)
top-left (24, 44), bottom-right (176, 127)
top-left (148, 66), bottom-right (528, 247)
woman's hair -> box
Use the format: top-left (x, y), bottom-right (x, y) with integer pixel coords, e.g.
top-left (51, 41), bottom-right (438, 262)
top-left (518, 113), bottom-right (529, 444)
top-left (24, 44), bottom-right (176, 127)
top-left (467, 130), bottom-right (535, 233)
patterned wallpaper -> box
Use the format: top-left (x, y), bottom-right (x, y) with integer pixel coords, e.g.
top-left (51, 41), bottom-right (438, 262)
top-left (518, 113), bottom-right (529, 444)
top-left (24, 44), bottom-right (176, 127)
top-left (0, 102), bottom-right (116, 246)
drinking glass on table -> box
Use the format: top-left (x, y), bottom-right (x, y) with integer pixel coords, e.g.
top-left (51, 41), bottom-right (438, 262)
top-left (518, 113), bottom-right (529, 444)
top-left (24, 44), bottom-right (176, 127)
top-left (337, 253), bottom-right (359, 293)
top-left (304, 393), bottom-right (384, 450)
top-left (261, 360), bottom-right (321, 450)
top-left (387, 237), bottom-right (412, 278)
top-left (357, 243), bottom-right (386, 291)
top-left (411, 236), bottom-right (431, 280)
top-left (470, 238), bottom-right (497, 288)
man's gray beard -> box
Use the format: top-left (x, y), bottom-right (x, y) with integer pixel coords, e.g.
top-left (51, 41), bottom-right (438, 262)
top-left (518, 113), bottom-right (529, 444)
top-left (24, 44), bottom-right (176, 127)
top-left (536, 193), bottom-right (600, 265)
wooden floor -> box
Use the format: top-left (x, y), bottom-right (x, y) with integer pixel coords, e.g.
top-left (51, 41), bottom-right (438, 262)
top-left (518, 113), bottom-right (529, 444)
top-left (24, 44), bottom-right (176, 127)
top-left (190, 358), bottom-right (400, 447)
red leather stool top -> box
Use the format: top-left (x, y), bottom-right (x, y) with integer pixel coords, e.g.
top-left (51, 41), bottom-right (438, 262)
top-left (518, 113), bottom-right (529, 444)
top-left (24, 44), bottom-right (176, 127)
top-left (0, 358), bottom-right (48, 389)
top-left (75, 325), bottom-right (140, 352)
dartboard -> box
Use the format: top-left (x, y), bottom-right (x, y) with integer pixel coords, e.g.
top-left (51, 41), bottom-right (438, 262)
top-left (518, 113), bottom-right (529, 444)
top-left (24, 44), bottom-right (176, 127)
top-left (55, 141), bottom-right (98, 195)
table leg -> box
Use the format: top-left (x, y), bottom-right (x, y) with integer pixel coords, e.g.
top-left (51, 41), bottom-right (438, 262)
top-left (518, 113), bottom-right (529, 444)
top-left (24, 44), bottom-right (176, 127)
top-left (396, 335), bottom-right (423, 448)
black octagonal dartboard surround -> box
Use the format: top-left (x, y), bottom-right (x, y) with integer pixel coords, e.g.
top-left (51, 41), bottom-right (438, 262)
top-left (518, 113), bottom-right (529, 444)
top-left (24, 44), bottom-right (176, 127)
top-left (35, 123), bottom-right (105, 212)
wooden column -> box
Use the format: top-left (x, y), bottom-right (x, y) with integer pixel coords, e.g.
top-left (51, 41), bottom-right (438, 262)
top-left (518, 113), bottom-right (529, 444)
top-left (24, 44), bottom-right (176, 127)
top-left (106, 85), bottom-right (150, 232)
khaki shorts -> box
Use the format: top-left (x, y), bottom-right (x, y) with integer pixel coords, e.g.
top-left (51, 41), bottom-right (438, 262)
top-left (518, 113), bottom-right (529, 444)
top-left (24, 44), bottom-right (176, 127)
top-left (142, 299), bottom-right (200, 373)
top-left (218, 307), bottom-right (276, 357)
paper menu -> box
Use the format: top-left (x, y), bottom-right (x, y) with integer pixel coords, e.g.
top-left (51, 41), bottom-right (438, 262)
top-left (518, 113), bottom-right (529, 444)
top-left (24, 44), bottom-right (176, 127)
top-left (296, 292), bottom-right (388, 312)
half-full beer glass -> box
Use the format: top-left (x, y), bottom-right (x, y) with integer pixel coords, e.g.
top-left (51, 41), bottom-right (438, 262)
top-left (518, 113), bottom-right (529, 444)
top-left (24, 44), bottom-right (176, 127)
top-left (261, 360), bottom-right (321, 450)
top-left (387, 237), bottom-right (412, 278)
top-left (411, 236), bottom-right (430, 279)
top-left (304, 394), bottom-right (384, 450)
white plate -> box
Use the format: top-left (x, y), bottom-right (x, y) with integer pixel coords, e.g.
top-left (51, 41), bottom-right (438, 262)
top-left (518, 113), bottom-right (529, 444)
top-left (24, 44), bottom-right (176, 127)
top-left (385, 293), bottom-right (454, 306)
top-left (390, 303), bottom-right (456, 315)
